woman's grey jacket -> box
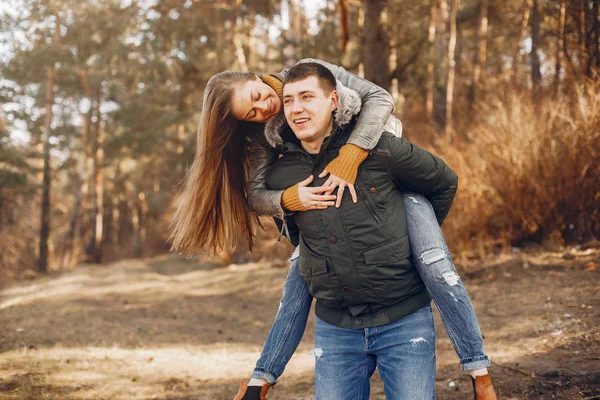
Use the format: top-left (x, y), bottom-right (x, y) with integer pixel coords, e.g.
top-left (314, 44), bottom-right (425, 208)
top-left (264, 84), bottom-right (459, 329)
top-left (247, 58), bottom-right (402, 218)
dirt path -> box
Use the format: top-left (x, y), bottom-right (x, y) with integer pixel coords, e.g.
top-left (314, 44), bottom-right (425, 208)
top-left (0, 246), bottom-right (598, 400)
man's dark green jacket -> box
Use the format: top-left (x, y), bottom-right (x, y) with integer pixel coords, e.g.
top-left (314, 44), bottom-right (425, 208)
top-left (265, 85), bottom-right (458, 329)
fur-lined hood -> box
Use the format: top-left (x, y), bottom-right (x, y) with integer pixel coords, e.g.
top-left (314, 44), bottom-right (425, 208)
top-left (263, 80), bottom-right (362, 149)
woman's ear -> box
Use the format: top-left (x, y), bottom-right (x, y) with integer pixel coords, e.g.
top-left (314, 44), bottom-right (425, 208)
top-left (329, 90), bottom-right (339, 112)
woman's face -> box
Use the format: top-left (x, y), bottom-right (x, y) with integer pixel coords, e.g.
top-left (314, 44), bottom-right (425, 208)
top-left (230, 78), bottom-right (282, 123)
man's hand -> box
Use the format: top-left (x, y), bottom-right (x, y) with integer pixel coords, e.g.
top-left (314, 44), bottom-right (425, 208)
top-left (318, 169), bottom-right (358, 208)
top-left (297, 175), bottom-right (337, 210)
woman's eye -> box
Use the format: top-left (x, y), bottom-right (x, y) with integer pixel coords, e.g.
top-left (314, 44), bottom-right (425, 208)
top-left (283, 99), bottom-right (292, 105)
top-left (302, 95), bottom-right (312, 100)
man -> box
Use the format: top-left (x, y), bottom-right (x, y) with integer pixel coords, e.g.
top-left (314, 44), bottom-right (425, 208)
top-left (262, 62), bottom-right (459, 399)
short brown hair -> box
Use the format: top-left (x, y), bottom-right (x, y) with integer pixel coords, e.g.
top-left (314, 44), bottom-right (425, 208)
top-left (283, 62), bottom-right (336, 94)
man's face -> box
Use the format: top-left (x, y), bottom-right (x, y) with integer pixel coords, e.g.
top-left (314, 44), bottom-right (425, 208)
top-left (283, 76), bottom-right (338, 145)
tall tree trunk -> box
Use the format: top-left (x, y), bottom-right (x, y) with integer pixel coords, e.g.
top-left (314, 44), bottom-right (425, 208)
top-left (578, 0), bottom-right (588, 74)
top-left (93, 97), bottom-right (104, 263)
top-left (283, 0), bottom-right (303, 68)
top-left (594, 0), bottom-right (600, 74)
top-left (434, 0), bottom-right (449, 129)
top-left (86, 94), bottom-right (102, 263)
top-left (362, 0), bottom-right (391, 90)
top-left (233, 0), bottom-right (248, 72)
top-left (132, 192), bottom-right (147, 258)
top-left (512, 1), bottom-right (532, 82)
top-left (445, 0), bottom-right (458, 136)
top-left (62, 176), bottom-right (84, 268)
top-left (555, 0), bottom-right (566, 95)
top-left (530, 0), bottom-right (542, 97)
top-left (426, 0), bottom-right (438, 117)
top-left (247, 12), bottom-right (256, 69)
top-left (39, 62), bottom-right (56, 274)
top-left (338, 0), bottom-right (350, 55)
top-left (469, 0), bottom-right (488, 109)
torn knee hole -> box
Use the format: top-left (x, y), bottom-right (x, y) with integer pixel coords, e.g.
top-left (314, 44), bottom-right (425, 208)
top-left (420, 248), bottom-right (446, 265)
top-left (442, 271), bottom-right (460, 286)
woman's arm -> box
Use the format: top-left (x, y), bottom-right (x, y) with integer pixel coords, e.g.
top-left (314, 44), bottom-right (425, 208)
top-left (247, 140), bottom-right (285, 217)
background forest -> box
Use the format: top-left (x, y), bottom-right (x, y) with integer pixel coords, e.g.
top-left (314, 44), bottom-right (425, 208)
top-left (1, 0), bottom-right (599, 281)
top-left (0, 1), bottom-right (599, 399)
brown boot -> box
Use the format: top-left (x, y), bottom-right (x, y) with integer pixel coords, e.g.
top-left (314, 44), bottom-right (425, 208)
top-left (471, 373), bottom-right (497, 400)
top-left (233, 381), bottom-right (272, 400)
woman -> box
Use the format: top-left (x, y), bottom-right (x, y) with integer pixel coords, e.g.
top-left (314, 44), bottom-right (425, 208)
top-left (170, 59), bottom-right (496, 400)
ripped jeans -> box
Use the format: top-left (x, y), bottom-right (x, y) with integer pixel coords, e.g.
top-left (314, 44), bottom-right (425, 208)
top-left (314, 305), bottom-right (436, 400)
top-left (251, 193), bottom-right (490, 385)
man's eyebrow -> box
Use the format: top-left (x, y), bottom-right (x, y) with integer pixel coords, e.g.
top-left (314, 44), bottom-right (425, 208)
top-left (283, 90), bottom-right (315, 99)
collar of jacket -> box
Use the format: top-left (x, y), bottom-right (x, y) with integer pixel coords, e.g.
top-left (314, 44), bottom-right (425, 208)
top-left (262, 79), bottom-right (362, 149)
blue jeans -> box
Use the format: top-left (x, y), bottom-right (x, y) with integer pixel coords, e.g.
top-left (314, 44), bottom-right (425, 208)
top-left (252, 193), bottom-right (490, 385)
top-left (314, 305), bottom-right (436, 400)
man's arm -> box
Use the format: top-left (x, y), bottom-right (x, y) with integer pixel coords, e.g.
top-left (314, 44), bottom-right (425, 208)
top-left (385, 135), bottom-right (458, 225)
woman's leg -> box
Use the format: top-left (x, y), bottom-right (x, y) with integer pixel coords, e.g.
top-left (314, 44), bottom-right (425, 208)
top-left (251, 250), bottom-right (313, 384)
top-left (402, 192), bottom-right (490, 371)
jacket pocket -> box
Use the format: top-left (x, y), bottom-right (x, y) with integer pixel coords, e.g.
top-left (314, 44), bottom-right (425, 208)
top-left (298, 255), bottom-right (328, 277)
top-left (298, 255), bottom-right (338, 307)
top-left (363, 235), bottom-right (411, 265)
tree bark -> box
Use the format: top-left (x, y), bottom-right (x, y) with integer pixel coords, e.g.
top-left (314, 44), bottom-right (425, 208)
top-left (426, 0), bottom-right (438, 117)
top-left (62, 176), bottom-right (84, 268)
top-left (39, 63), bottom-right (55, 274)
top-left (93, 96), bottom-right (104, 263)
top-left (554, 0), bottom-right (566, 95)
top-left (434, 0), bottom-right (449, 128)
top-left (86, 93), bottom-right (103, 263)
top-left (445, 0), bottom-right (458, 135)
top-left (469, 0), bottom-right (488, 109)
top-left (512, 1), bottom-right (531, 82)
top-left (362, 0), bottom-right (391, 91)
top-left (577, 0), bottom-right (588, 74)
top-left (132, 192), bottom-right (147, 258)
top-left (233, 0), bottom-right (248, 72)
top-left (338, 0), bottom-right (350, 55)
top-left (594, 0), bottom-right (600, 74)
top-left (530, 0), bottom-right (542, 97)
top-left (283, 0), bottom-right (303, 68)
top-left (39, 24), bottom-right (61, 273)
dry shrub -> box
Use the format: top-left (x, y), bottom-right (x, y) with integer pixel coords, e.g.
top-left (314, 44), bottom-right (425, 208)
top-left (425, 82), bottom-right (600, 260)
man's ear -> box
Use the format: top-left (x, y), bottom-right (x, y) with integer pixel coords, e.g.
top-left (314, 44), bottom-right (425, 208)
top-left (329, 90), bottom-right (339, 112)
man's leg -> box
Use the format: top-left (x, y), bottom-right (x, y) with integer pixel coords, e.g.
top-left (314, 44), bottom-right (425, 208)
top-left (314, 317), bottom-right (376, 400)
top-left (374, 305), bottom-right (437, 400)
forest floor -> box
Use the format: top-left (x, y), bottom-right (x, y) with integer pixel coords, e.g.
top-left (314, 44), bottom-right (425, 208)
top-left (0, 244), bottom-right (599, 400)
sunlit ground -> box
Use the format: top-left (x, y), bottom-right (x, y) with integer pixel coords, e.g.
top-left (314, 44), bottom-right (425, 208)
top-left (0, 248), bottom-right (598, 399)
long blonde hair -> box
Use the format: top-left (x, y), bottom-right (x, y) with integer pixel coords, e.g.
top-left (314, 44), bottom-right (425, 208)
top-left (170, 71), bottom-right (263, 254)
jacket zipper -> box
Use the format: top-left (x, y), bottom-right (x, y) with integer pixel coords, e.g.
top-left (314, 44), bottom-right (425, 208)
top-left (356, 185), bottom-right (382, 224)
top-left (369, 149), bottom-right (392, 157)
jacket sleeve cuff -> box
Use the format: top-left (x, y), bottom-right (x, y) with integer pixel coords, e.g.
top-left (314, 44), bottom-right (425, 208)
top-left (282, 183), bottom-right (306, 212)
top-left (325, 144), bottom-right (369, 184)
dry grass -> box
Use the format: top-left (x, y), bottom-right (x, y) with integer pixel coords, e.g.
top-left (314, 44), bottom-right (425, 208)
top-left (407, 82), bottom-right (600, 260)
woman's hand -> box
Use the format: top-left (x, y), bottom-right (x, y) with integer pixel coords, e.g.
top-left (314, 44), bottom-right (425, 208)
top-left (297, 175), bottom-right (337, 210)
top-left (318, 169), bottom-right (358, 208)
